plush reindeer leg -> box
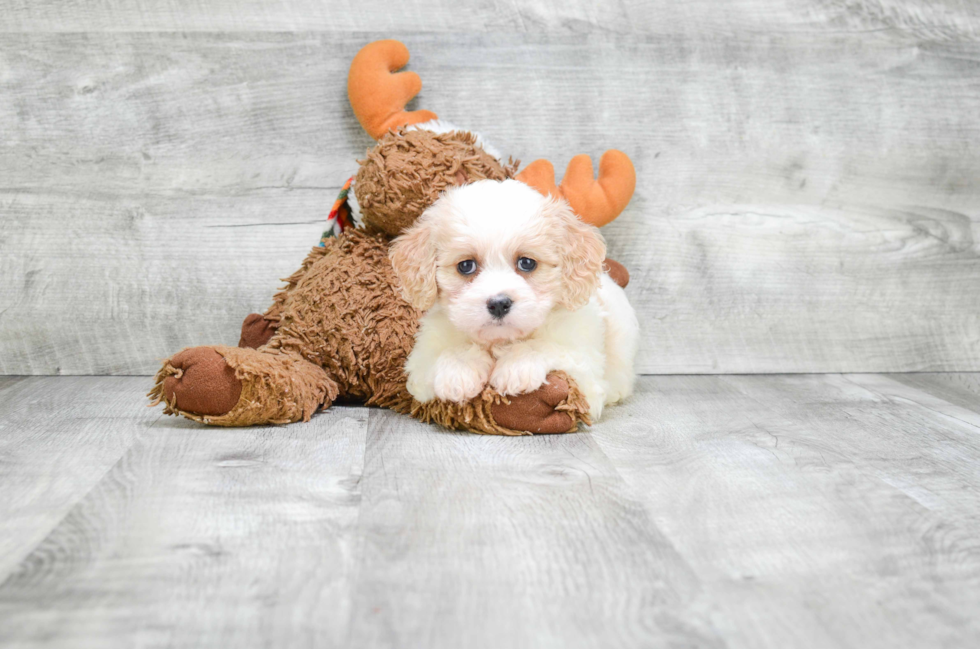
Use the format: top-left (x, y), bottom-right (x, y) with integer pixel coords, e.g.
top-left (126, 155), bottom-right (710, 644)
top-left (238, 240), bottom-right (335, 350)
top-left (149, 345), bottom-right (339, 426)
top-left (239, 314), bottom-right (277, 349)
top-left (154, 346), bottom-right (589, 433)
top-left (409, 371), bottom-right (591, 436)
top-left (488, 372), bottom-right (592, 434)
top-left (603, 258), bottom-right (630, 288)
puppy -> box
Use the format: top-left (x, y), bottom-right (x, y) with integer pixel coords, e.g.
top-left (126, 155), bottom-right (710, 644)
top-left (389, 179), bottom-right (639, 422)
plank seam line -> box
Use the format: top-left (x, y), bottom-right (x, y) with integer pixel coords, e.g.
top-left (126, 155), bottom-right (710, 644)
top-left (0, 410), bottom-right (165, 589)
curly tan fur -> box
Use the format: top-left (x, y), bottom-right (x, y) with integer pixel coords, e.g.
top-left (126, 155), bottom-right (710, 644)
top-left (149, 345), bottom-right (338, 426)
top-left (355, 128), bottom-right (518, 236)
top-left (264, 231), bottom-right (420, 410)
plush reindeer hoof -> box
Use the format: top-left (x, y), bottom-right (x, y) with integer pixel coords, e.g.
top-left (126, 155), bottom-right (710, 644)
top-left (603, 258), bottom-right (630, 289)
top-left (162, 348), bottom-right (242, 417)
top-left (491, 373), bottom-right (575, 434)
top-left (239, 313), bottom-right (277, 349)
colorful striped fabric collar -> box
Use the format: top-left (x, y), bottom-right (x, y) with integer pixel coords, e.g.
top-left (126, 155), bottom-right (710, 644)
top-left (318, 176), bottom-right (355, 246)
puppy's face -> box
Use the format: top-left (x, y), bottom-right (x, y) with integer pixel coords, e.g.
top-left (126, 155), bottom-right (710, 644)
top-left (390, 179), bottom-right (606, 344)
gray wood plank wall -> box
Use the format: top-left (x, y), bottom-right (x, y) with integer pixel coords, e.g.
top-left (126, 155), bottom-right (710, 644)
top-left (1, 3), bottom-right (979, 375)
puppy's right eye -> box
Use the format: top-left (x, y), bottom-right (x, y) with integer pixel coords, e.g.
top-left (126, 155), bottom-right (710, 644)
top-left (457, 259), bottom-right (477, 275)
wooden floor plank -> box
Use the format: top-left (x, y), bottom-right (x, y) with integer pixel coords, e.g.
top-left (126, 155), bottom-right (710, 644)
top-left (741, 374), bottom-right (980, 519)
top-left (0, 401), bottom-right (369, 648)
top-left (846, 372), bottom-right (980, 433)
top-left (2, 375), bottom-right (980, 647)
top-left (0, 376), bottom-right (26, 389)
top-left (0, 377), bottom-right (154, 583)
top-left (886, 372), bottom-right (980, 417)
top-left (345, 409), bottom-right (717, 649)
top-left (591, 374), bottom-right (980, 649)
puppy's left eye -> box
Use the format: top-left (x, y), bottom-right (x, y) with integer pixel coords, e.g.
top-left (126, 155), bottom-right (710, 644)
top-left (516, 257), bottom-right (537, 272)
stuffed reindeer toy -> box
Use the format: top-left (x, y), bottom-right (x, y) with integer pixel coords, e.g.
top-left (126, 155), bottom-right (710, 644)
top-left (149, 40), bottom-right (636, 435)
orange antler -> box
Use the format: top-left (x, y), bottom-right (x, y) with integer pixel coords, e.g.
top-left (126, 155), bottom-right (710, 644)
top-left (516, 150), bottom-right (636, 227)
top-left (347, 40), bottom-right (438, 140)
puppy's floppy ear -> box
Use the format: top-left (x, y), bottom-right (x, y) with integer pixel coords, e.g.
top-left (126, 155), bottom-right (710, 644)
top-left (389, 214), bottom-right (439, 311)
top-left (546, 198), bottom-right (606, 310)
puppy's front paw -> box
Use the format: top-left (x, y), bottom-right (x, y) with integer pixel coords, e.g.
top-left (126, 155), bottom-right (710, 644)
top-left (489, 353), bottom-right (550, 396)
top-left (433, 355), bottom-right (492, 403)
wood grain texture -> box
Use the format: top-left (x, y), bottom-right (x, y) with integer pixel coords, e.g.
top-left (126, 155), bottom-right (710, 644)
top-left (888, 372), bottom-right (980, 416)
top-left (592, 373), bottom-right (980, 648)
top-left (345, 409), bottom-right (712, 649)
top-left (0, 379), bottom-right (368, 647)
top-left (0, 377), bottom-right (153, 582)
top-left (2, 0), bottom-right (979, 38)
top-left (2, 30), bottom-right (980, 374)
top-left (2, 374), bottom-right (980, 647)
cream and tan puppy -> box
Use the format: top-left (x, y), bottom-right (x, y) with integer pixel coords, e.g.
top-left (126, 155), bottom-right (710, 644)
top-left (390, 179), bottom-right (639, 421)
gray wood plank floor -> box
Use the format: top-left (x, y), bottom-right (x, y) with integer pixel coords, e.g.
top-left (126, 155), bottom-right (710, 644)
top-left (1, 374), bottom-right (978, 648)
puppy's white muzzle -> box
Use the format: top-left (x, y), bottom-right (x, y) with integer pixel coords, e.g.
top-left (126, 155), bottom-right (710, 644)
top-left (446, 269), bottom-right (551, 343)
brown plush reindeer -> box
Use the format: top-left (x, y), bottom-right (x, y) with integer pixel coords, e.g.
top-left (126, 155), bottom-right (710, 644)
top-left (149, 40), bottom-right (634, 434)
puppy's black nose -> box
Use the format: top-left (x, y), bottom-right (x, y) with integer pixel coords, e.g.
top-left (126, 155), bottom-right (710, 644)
top-left (487, 295), bottom-right (513, 319)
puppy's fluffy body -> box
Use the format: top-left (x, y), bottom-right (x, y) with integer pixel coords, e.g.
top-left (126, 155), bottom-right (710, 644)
top-left (390, 179), bottom-right (639, 421)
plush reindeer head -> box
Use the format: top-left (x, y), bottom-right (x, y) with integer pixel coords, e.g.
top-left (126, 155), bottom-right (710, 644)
top-left (346, 40), bottom-right (637, 237)
top-left (347, 41), bottom-right (515, 238)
